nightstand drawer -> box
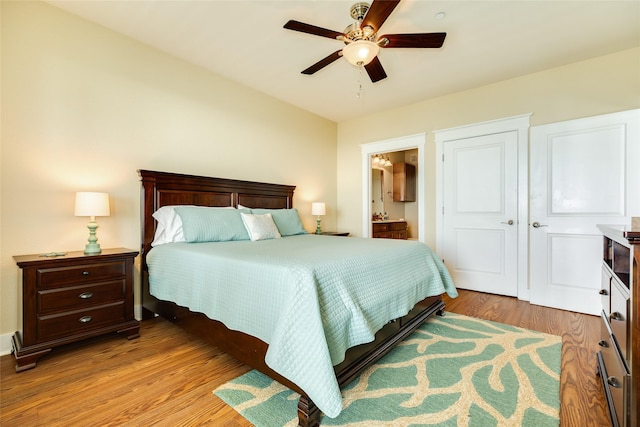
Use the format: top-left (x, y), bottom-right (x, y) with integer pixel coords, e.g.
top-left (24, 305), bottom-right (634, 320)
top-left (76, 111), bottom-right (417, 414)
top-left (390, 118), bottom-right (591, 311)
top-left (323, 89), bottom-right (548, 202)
top-left (38, 302), bottom-right (125, 341)
top-left (37, 261), bottom-right (126, 288)
top-left (38, 280), bottom-right (125, 314)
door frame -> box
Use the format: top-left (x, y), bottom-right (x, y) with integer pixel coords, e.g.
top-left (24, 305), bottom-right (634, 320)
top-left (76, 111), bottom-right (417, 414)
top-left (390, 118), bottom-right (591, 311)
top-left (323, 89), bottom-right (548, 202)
top-left (435, 114), bottom-right (531, 300)
top-left (361, 133), bottom-right (426, 241)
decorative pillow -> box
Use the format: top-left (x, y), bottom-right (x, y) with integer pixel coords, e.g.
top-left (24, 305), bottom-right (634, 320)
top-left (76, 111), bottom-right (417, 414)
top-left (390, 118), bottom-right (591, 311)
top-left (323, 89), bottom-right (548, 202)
top-left (174, 206), bottom-right (249, 242)
top-left (151, 205), bottom-right (189, 246)
top-left (240, 213), bottom-right (282, 241)
top-left (250, 208), bottom-right (307, 236)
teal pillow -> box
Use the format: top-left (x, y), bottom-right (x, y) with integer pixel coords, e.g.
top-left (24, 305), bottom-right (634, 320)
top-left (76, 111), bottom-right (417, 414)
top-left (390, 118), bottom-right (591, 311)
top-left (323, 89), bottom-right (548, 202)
top-left (250, 208), bottom-right (307, 236)
top-left (174, 206), bottom-right (250, 242)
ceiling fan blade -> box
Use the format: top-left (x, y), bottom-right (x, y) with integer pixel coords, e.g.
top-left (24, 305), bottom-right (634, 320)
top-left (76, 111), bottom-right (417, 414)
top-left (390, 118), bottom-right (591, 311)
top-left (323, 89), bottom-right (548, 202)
top-left (361, 0), bottom-right (401, 32)
top-left (364, 56), bottom-right (387, 83)
top-left (284, 20), bottom-right (344, 40)
top-left (381, 33), bottom-right (447, 48)
top-left (301, 50), bottom-right (343, 75)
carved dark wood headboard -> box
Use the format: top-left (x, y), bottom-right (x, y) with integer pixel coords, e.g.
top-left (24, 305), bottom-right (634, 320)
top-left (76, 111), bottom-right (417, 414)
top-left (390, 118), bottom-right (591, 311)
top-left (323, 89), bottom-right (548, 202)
top-left (138, 169), bottom-right (295, 260)
top-left (138, 170), bottom-right (296, 319)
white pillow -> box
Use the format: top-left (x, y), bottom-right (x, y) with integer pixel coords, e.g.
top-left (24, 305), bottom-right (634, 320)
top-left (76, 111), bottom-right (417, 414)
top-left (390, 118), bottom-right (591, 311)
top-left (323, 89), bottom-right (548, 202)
top-left (151, 205), bottom-right (235, 246)
top-left (240, 212), bottom-right (282, 241)
top-left (151, 206), bottom-right (188, 246)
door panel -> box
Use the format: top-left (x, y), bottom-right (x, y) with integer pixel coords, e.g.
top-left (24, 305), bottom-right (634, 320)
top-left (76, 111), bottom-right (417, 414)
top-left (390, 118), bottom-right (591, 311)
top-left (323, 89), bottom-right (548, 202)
top-left (443, 131), bottom-right (518, 296)
top-left (549, 127), bottom-right (625, 215)
top-left (530, 110), bottom-right (639, 315)
top-left (548, 234), bottom-right (602, 287)
top-left (455, 228), bottom-right (505, 274)
top-left (455, 145), bottom-right (503, 212)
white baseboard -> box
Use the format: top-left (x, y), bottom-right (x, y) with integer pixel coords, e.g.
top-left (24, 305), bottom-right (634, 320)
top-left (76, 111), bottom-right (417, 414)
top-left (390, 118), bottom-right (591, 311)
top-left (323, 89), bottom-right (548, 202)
top-left (1, 333), bottom-right (13, 356)
top-left (0, 305), bottom-right (144, 357)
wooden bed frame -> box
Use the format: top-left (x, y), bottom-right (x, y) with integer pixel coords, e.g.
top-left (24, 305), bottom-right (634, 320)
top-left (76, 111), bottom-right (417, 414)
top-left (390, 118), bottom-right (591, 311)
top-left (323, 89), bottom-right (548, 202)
top-left (138, 169), bottom-right (446, 427)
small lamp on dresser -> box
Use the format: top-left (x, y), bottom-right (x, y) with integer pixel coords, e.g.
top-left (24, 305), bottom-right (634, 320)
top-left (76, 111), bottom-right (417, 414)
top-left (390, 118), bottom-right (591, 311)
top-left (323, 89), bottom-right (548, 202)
top-left (312, 202), bottom-right (326, 234)
top-left (75, 191), bottom-right (110, 255)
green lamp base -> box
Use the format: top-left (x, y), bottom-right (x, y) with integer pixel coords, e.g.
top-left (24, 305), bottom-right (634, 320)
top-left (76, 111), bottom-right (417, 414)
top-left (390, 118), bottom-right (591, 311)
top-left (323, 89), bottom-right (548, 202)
top-left (84, 243), bottom-right (102, 255)
top-left (84, 219), bottom-right (102, 255)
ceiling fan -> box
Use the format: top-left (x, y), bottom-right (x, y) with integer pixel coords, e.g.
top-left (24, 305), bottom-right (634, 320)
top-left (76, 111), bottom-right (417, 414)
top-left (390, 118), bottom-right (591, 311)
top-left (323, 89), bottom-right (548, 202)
top-left (283, 0), bottom-right (446, 83)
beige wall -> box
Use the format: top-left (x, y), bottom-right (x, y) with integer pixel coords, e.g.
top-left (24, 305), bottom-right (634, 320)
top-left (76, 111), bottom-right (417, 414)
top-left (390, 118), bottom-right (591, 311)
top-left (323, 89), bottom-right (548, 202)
top-left (2, 0), bottom-right (639, 349)
top-left (337, 47), bottom-right (640, 245)
top-left (0, 1), bottom-right (337, 341)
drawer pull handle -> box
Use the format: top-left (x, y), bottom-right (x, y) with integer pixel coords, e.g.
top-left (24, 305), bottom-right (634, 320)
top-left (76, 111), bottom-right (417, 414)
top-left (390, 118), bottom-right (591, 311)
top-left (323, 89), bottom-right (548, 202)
top-left (79, 292), bottom-right (94, 299)
top-left (607, 376), bottom-right (620, 388)
top-left (82, 271), bottom-right (90, 276)
top-left (79, 316), bottom-right (93, 323)
top-left (598, 340), bottom-right (609, 348)
top-left (610, 312), bottom-right (623, 322)
top-left (598, 289), bottom-right (608, 296)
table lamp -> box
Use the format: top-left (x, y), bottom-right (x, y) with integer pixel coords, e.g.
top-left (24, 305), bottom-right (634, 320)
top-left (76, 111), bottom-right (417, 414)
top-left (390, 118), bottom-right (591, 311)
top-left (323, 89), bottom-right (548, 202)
top-left (311, 202), bottom-right (326, 234)
top-left (75, 192), bottom-right (110, 254)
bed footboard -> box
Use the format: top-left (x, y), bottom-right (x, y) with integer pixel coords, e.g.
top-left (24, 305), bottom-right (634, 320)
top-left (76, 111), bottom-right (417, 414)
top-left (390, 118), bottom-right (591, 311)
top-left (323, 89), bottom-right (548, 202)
top-left (147, 294), bottom-right (443, 427)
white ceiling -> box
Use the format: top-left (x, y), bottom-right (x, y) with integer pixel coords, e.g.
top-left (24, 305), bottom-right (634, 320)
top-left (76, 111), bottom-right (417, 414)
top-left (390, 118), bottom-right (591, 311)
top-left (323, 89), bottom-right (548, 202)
top-left (46, 0), bottom-right (640, 123)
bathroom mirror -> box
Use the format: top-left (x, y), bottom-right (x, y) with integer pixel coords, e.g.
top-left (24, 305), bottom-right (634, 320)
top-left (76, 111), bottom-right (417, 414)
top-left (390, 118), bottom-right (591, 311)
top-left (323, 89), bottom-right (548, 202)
top-left (371, 169), bottom-right (384, 215)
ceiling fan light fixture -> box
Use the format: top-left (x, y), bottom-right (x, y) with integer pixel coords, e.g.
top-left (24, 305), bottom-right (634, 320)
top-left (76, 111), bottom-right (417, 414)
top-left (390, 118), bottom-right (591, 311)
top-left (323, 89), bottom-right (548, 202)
top-left (342, 40), bottom-right (379, 66)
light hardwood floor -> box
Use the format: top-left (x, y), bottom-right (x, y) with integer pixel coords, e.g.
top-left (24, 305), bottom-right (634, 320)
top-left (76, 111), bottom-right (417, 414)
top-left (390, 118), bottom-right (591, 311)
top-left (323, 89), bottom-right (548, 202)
top-left (1, 290), bottom-right (610, 426)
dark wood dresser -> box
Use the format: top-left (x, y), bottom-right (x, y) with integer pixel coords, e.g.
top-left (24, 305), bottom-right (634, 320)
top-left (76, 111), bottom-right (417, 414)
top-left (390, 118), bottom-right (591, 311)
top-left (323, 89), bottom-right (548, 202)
top-left (596, 225), bottom-right (638, 427)
top-left (11, 248), bottom-right (140, 372)
top-left (372, 220), bottom-right (408, 239)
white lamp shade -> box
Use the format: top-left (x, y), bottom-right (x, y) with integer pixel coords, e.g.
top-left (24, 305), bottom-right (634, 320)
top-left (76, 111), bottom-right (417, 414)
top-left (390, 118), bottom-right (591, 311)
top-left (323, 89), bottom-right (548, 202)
top-left (311, 202), bottom-right (326, 216)
top-left (342, 40), bottom-right (380, 66)
top-left (75, 192), bottom-right (110, 217)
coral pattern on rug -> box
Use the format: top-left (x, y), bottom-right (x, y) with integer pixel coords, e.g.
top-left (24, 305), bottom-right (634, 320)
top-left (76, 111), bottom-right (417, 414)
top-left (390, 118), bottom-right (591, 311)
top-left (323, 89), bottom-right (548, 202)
top-left (214, 312), bottom-right (561, 426)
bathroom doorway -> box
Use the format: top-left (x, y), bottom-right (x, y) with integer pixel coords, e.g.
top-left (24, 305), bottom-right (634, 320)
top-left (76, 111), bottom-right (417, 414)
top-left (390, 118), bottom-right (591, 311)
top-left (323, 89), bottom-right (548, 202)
top-left (361, 134), bottom-right (425, 242)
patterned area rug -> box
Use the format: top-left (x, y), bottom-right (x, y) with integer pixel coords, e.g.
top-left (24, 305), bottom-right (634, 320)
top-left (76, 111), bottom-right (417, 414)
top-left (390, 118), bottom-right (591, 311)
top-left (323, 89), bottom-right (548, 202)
top-left (213, 313), bottom-right (561, 426)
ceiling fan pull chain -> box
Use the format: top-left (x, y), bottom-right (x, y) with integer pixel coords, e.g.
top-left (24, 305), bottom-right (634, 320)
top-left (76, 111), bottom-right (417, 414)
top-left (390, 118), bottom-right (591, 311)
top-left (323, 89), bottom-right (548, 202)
top-left (357, 64), bottom-right (365, 99)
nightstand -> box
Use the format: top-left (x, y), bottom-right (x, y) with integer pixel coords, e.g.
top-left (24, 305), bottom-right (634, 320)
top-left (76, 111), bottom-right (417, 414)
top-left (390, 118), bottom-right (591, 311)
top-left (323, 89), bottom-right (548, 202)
top-left (318, 232), bottom-right (350, 237)
top-left (11, 248), bottom-right (140, 372)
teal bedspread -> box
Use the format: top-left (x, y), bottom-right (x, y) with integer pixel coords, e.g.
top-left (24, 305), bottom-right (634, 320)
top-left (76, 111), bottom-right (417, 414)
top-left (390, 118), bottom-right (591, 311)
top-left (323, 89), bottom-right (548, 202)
top-left (147, 234), bottom-right (457, 418)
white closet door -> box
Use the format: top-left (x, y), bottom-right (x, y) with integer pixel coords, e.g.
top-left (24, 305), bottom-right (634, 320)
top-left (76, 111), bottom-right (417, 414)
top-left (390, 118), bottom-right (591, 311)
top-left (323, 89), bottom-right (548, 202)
top-left (442, 131), bottom-right (519, 296)
top-left (529, 109), bottom-right (640, 315)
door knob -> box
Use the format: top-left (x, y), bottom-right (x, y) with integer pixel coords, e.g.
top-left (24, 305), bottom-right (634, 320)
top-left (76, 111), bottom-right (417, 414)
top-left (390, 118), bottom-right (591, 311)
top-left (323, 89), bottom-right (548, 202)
top-left (532, 222), bottom-right (548, 228)
top-left (610, 312), bottom-right (624, 322)
top-left (501, 220), bottom-right (514, 225)
top-left (607, 376), bottom-right (620, 388)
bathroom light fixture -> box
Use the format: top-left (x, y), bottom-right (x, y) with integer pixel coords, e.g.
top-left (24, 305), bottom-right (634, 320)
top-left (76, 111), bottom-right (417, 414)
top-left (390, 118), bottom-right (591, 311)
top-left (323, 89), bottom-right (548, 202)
top-left (75, 192), bottom-right (110, 254)
top-left (373, 154), bottom-right (392, 167)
